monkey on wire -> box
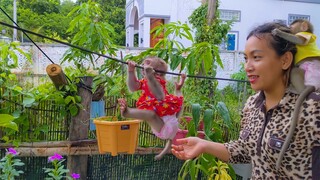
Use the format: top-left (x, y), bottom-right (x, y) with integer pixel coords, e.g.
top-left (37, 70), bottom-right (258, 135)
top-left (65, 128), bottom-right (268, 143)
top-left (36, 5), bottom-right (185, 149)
top-left (118, 56), bottom-right (186, 160)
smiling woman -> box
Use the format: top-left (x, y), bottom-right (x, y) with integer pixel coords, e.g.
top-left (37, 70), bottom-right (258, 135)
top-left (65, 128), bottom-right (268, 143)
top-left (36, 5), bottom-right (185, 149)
top-left (243, 24), bottom-right (295, 110)
top-left (171, 22), bottom-right (320, 179)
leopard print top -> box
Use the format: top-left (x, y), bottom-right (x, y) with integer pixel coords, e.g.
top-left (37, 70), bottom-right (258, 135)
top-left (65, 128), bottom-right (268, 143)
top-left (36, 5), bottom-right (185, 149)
top-left (225, 89), bottom-right (320, 179)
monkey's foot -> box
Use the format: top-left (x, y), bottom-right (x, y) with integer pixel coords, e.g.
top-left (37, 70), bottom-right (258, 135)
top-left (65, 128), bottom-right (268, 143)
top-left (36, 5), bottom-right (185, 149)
top-left (118, 98), bottom-right (129, 117)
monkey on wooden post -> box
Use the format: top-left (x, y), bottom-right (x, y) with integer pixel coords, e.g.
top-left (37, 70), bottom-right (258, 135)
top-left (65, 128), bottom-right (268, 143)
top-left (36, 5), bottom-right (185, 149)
top-left (272, 19), bottom-right (320, 169)
top-left (118, 57), bottom-right (185, 160)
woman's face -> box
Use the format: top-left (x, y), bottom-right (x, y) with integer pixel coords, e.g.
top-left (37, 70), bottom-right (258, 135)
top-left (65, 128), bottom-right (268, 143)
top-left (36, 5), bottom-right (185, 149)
top-left (244, 35), bottom-right (287, 92)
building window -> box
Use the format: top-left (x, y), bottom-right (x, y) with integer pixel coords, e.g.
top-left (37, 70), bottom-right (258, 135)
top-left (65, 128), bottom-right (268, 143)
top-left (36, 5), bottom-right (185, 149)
top-left (219, 10), bottom-right (241, 21)
top-left (219, 32), bottom-right (238, 51)
top-left (288, 14), bottom-right (310, 25)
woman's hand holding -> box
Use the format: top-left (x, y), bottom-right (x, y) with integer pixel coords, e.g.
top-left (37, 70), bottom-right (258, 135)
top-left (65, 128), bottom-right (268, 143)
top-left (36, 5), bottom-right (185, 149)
top-left (171, 137), bottom-right (205, 160)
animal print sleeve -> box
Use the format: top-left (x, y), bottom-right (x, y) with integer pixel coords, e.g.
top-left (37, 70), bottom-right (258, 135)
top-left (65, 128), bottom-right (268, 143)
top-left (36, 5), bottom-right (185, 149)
top-left (224, 140), bottom-right (251, 164)
top-left (224, 100), bottom-right (252, 164)
top-left (314, 97), bottom-right (320, 146)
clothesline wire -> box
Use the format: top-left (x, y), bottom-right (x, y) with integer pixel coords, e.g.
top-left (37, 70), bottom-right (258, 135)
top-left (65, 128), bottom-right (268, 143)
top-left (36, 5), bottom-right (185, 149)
top-left (0, 20), bottom-right (249, 83)
top-left (0, 7), bottom-right (56, 64)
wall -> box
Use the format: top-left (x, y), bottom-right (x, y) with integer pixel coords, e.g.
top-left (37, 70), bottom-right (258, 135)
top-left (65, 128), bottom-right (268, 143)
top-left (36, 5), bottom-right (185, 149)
top-left (126, 0), bottom-right (320, 50)
top-left (219, 0), bottom-right (320, 51)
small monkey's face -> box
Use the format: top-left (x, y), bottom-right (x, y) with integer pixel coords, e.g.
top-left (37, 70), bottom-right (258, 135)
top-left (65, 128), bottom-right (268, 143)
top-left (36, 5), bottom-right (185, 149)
top-left (290, 22), bottom-right (308, 34)
top-left (142, 58), bottom-right (167, 78)
top-left (290, 23), bottom-right (301, 34)
top-left (142, 59), bottom-right (154, 67)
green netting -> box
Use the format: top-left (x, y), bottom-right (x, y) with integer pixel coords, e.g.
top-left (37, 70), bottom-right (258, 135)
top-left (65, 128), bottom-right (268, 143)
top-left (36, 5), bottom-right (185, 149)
top-left (0, 149), bottom-right (185, 180)
top-left (87, 154), bottom-right (184, 180)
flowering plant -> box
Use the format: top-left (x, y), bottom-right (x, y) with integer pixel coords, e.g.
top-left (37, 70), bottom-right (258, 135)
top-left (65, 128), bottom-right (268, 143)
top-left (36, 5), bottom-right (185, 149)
top-left (43, 153), bottom-right (80, 180)
top-left (0, 148), bottom-right (25, 179)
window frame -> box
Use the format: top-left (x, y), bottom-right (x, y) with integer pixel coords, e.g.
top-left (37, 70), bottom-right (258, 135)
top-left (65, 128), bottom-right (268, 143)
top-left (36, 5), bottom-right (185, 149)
top-left (219, 31), bottom-right (239, 51)
top-left (219, 9), bottom-right (241, 22)
top-left (288, 14), bottom-right (310, 25)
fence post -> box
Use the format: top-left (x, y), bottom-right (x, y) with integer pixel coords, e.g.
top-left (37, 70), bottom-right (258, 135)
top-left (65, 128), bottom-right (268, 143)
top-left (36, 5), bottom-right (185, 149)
top-left (67, 76), bottom-right (93, 180)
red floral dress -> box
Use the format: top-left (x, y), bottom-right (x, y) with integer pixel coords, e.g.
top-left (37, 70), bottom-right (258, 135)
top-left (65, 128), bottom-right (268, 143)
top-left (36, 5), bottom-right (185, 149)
top-left (136, 77), bottom-right (183, 117)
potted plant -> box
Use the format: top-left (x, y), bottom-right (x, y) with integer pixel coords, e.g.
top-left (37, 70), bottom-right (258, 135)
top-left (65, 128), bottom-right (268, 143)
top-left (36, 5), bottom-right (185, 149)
top-left (93, 73), bottom-right (142, 155)
top-left (93, 55), bottom-right (142, 156)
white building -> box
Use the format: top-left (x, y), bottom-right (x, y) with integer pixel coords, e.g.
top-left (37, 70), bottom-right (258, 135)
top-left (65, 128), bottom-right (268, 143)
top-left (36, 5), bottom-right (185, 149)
top-left (126, 0), bottom-right (320, 51)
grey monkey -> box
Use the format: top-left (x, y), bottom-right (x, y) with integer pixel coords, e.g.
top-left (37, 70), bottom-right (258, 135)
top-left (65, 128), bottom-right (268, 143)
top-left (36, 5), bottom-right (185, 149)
top-left (118, 57), bottom-right (186, 160)
top-left (271, 19), bottom-right (320, 169)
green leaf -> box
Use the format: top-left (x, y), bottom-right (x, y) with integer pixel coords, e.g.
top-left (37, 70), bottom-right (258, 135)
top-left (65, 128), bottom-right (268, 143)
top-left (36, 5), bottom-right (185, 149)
top-left (203, 109), bottom-right (214, 137)
top-left (169, 54), bottom-right (181, 71)
top-left (69, 104), bottom-right (79, 116)
top-left (23, 97), bottom-right (35, 107)
top-left (191, 104), bottom-right (201, 134)
top-left (0, 114), bottom-right (18, 131)
top-left (216, 101), bottom-right (232, 128)
top-left (65, 96), bottom-right (75, 105)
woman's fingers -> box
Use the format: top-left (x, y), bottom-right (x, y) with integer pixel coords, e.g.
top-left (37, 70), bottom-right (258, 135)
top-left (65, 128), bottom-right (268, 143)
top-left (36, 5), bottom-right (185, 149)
top-left (171, 148), bottom-right (187, 160)
top-left (175, 138), bottom-right (188, 145)
top-left (172, 144), bottom-right (184, 151)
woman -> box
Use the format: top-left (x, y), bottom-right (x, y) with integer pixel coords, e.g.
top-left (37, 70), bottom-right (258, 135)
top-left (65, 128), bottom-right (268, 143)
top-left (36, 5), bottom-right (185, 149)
top-left (171, 22), bottom-right (320, 179)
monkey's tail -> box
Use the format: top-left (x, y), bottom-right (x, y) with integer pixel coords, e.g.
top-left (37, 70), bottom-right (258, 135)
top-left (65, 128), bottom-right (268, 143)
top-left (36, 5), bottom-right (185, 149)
top-left (154, 139), bottom-right (172, 160)
top-left (276, 86), bottom-right (315, 170)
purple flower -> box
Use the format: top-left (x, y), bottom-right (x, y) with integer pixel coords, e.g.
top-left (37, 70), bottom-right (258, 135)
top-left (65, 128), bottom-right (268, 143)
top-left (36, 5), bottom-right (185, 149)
top-left (71, 173), bottom-right (80, 179)
top-left (48, 153), bottom-right (63, 162)
top-left (6, 148), bottom-right (17, 155)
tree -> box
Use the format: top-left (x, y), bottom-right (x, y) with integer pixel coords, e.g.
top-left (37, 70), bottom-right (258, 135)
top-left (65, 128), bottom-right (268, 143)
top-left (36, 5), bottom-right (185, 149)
top-left (17, 0), bottom-right (76, 42)
top-left (19, 0), bottom-right (60, 15)
top-left (73, 0), bottom-right (126, 46)
top-left (96, 0), bottom-right (126, 46)
top-left (1, 0), bottom-right (126, 45)
top-left (0, 0), bottom-right (14, 38)
top-left (183, 0), bottom-right (233, 106)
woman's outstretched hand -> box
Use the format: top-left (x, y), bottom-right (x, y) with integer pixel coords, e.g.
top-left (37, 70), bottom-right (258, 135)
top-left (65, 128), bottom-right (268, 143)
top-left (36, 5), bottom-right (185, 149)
top-left (171, 137), bottom-right (205, 160)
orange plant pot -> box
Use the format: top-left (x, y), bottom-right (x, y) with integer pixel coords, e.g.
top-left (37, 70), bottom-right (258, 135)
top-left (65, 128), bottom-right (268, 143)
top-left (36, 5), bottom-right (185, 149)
top-left (93, 116), bottom-right (141, 156)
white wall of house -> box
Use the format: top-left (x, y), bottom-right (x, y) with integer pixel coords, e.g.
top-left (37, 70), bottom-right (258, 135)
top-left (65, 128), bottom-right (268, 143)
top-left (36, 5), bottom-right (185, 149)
top-left (219, 0), bottom-right (320, 51)
top-left (126, 0), bottom-right (320, 50)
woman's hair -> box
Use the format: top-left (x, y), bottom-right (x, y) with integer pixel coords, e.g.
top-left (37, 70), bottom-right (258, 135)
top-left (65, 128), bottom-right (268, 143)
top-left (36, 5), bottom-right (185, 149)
top-left (247, 22), bottom-right (297, 57)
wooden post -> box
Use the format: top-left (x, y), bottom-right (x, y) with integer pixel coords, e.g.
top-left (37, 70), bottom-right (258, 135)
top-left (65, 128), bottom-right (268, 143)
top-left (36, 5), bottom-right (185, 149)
top-left (46, 64), bottom-right (68, 89)
top-left (207, 0), bottom-right (216, 26)
top-left (67, 76), bottom-right (93, 180)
